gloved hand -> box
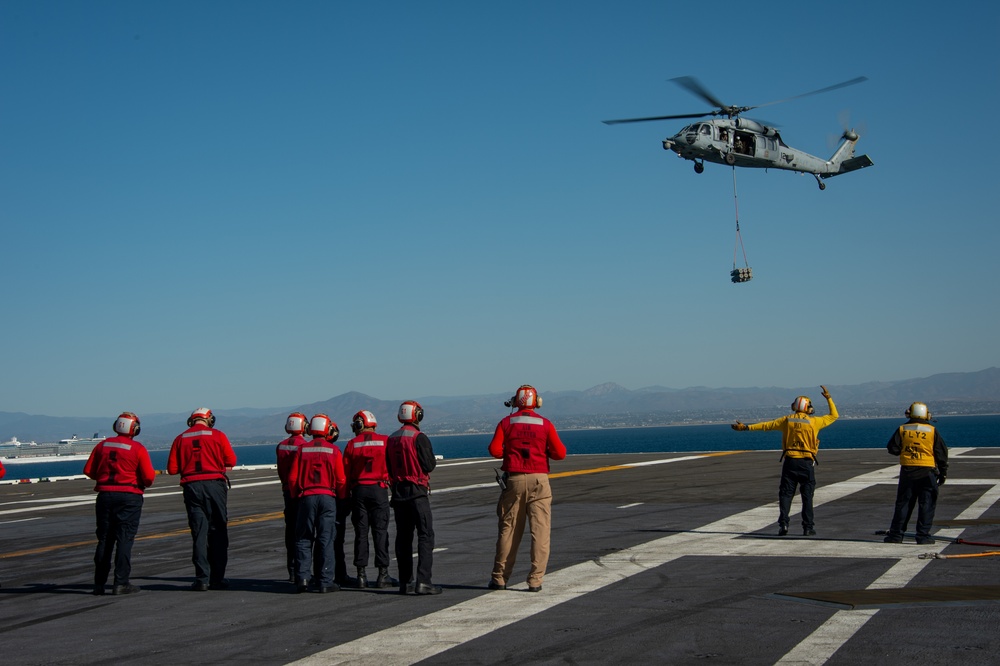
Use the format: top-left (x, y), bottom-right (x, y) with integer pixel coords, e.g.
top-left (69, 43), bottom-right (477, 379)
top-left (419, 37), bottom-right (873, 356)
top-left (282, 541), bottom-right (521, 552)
top-left (820, 385), bottom-right (831, 399)
top-left (731, 422), bottom-right (749, 431)
top-left (937, 475), bottom-right (946, 486)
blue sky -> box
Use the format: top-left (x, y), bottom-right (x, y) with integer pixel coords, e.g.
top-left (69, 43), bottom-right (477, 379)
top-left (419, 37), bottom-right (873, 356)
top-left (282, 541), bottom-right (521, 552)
top-left (2, 1), bottom-right (998, 417)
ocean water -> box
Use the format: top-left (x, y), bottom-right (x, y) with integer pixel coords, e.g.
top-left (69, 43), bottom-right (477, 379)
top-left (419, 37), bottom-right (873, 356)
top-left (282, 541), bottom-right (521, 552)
top-left (5, 415), bottom-right (997, 481)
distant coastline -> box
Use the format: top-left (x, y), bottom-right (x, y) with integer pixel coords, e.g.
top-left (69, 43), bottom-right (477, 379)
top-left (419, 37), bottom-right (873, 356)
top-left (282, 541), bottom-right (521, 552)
top-left (3, 367), bottom-right (998, 448)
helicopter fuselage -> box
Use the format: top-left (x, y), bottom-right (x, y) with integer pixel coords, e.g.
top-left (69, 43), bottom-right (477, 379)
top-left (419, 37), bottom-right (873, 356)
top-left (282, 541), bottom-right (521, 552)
top-left (660, 118), bottom-right (872, 189)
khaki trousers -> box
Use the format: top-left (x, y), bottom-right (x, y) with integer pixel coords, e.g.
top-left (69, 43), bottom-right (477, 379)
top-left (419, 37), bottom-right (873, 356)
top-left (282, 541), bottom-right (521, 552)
top-left (492, 472), bottom-right (552, 588)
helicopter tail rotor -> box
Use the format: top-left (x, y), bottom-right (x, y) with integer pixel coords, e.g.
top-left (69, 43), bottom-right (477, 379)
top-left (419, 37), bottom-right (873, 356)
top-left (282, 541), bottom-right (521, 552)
top-left (828, 109), bottom-right (868, 149)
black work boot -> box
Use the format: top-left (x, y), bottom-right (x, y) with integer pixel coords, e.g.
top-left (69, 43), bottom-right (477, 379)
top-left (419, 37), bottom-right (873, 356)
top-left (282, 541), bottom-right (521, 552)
top-left (375, 567), bottom-right (394, 588)
top-left (356, 567), bottom-right (368, 589)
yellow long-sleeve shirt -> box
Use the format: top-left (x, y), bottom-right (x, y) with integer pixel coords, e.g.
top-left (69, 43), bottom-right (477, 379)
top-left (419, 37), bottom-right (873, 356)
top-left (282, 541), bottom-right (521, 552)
top-left (747, 397), bottom-right (838, 459)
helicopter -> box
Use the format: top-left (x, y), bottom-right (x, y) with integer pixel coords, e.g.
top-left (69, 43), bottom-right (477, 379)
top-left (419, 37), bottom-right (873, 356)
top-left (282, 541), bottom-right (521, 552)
top-left (603, 76), bottom-right (873, 190)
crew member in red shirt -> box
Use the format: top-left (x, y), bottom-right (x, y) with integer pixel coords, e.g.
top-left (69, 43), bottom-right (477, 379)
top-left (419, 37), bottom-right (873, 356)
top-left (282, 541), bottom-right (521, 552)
top-left (168, 407), bottom-right (237, 591)
top-left (84, 411), bottom-right (156, 596)
top-left (292, 414), bottom-right (347, 593)
top-left (276, 412), bottom-right (308, 583)
top-left (344, 410), bottom-right (395, 589)
top-left (488, 385), bottom-right (566, 592)
top-left (386, 400), bottom-right (440, 595)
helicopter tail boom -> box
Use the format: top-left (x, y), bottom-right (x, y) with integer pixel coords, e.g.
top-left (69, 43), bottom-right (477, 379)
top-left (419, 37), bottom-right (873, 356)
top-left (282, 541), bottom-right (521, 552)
top-left (822, 154), bottom-right (874, 178)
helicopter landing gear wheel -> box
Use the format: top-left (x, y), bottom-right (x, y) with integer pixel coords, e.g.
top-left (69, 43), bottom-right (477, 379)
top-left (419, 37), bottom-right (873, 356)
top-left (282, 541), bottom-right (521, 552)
top-left (814, 174), bottom-right (826, 190)
top-left (724, 153), bottom-right (736, 166)
top-left (694, 161), bottom-right (704, 174)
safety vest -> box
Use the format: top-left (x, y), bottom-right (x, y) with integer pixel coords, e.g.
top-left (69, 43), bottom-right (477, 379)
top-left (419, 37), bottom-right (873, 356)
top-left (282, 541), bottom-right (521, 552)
top-left (782, 416), bottom-right (820, 458)
top-left (296, 443), bottom-right (343, 496)
top-left (387, 425), bottom-right (429, 487)
top-left (898, 422), bottom-right (936, 467)
top-left (345, 432), bottom-right (389, 487)
top-left (498, 411), bottom-right (552, 474)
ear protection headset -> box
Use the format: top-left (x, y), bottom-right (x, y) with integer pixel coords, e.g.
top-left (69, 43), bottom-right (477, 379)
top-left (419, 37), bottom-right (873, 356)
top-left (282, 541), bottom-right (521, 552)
top-left (113, 412), bottom-right (141, 437)
top-left (188, 407), bottom-right (216, 428)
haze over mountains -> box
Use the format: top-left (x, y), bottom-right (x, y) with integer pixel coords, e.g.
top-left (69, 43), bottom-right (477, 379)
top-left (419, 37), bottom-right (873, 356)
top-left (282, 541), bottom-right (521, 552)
top-left (2, 368), bottom-right (998, 448)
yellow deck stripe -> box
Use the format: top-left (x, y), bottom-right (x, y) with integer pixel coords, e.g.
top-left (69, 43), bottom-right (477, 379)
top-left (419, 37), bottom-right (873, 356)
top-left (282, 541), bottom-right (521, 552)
top-left (0, 454), bottom-right (742, 559)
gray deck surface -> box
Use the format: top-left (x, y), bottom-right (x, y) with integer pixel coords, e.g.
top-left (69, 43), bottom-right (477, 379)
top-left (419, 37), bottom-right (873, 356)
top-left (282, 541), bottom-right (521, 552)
top-left (2, 448), bottom-right (999, 665)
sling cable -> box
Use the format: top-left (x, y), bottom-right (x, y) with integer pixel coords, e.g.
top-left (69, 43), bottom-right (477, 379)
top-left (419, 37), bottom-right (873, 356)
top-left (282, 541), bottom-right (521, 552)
top-left (730, 166), bottom-right (752, 284)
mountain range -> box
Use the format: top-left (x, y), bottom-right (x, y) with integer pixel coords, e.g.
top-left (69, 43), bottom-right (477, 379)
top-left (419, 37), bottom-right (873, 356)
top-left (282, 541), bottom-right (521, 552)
top-left (2, 367), bottom-right (998, 449)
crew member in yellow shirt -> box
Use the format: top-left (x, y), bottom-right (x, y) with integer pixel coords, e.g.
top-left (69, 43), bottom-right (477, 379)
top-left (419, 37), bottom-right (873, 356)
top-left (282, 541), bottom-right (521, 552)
top-left (882, 402), bottom-right (948, 545)
top-left (732, 386), bottom-right (838, 536)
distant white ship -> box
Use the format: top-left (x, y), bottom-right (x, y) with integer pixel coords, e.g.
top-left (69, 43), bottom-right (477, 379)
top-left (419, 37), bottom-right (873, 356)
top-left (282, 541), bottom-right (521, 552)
top-left (0, 433), bottom-right (104, 461)
top-left (58, 433), bottom-right (105, 447)
top-left (2, 436), bottom-right (35, 447)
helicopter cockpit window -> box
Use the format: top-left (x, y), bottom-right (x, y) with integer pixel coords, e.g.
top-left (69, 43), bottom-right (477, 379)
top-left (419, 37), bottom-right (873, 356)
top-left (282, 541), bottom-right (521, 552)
top-left (699, 124), bottom-right (711, 135)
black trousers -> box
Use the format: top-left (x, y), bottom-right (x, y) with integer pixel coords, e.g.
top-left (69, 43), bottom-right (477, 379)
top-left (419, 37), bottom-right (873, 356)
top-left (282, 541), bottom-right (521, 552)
top-left (94, 491), bottom-right (143, 587)
top-left (335, 497), bottom-right (351, 583)
top-left (887, 469), bottom-right (939, 539)
top-left (182, 479), bottom-right (229, 585)
top-left (392, 495), bottom-right (435, 585)
top-left (778, 458), bottom-right (816, 530)
top-left (352, 484), bottom-right (391, 569)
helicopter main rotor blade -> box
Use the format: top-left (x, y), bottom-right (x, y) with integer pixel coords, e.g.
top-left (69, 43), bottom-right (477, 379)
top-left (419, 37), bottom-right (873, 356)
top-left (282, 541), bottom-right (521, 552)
top-left (750, 76), bottom-right (869, 111)
top-left (670, 76), bottom-right (728, 109)
top-left (602, 112), bottom-right (712, 125)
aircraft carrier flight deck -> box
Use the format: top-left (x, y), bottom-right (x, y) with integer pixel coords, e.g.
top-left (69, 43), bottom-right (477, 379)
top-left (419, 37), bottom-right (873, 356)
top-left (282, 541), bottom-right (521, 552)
top-left (2, 448), bottom-right (999, 665)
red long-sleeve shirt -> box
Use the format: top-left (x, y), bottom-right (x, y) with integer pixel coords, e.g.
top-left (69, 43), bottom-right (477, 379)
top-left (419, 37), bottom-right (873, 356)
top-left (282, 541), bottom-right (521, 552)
top-left (276, 434), bottom-right (307, 493)
top-left (489, 409), bottom-right (566, 474)
top-left (167, 425), bottom-right (237, 484)
top-left (84, 435), bottom-right (156, 494)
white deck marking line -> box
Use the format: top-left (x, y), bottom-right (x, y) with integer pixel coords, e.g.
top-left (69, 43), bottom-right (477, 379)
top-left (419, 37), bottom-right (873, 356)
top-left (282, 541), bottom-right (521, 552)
top-left (291, 452), bottom-right (992, 666)
top-left (0, 454), bottom-right (714, 516)
top-left (618, 502), bottom-right (644, 509)
top-left (776, 447), bottom-right (996, 665)
top-left (0, 479), bottom-right (301, 516)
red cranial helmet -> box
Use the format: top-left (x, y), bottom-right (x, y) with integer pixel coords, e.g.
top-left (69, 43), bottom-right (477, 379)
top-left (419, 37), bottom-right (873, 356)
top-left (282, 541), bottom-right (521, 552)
top-left (113, 411), bottom-right (141, 437)
top-left (188, 407), bottom-right (215, 427)
top-left (397, 401), bottom-right (423, 425)
top-left (352, 410), bottom-right (378, 434)
top-left (513, 385), bottom-right (541, 409)
top-left (309, 414), bottom-right (338, 441)
top-left (285, 412), bottom-right (308, 435)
